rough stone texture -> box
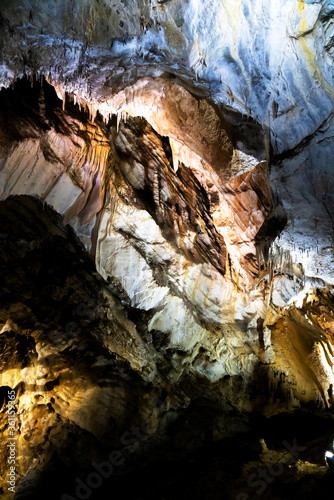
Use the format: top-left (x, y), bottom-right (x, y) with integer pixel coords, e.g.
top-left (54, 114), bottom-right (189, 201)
top-left (0, 1), bottom-right (333, 498)
top-left (1, 0), bottom-right (332, 282)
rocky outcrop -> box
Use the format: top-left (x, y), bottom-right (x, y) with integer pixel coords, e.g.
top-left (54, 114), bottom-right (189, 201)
top-left (0, 1), bottom-right (333, 498)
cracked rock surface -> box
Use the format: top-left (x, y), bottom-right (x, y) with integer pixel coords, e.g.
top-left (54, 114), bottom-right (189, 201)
top-left (0, 1), bottom-right (333, 499)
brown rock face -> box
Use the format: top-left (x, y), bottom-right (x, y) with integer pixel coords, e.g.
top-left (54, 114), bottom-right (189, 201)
top-left (0, 75), bottom-right (333, 500)
top-left (0, 0), bottom-right (333, 497)
top-left (103, 77), bottom-right (234, 178)
top-left (0, 196), bottom-right (155, 497)
top-left (111, 115), bottom-right (228, 275)
top-left (0, 78), bottom-right (109, 239)
top-left (0, 77), bottom-right (271, 280)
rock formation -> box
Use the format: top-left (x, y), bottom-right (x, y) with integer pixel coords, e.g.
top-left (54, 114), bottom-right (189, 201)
top-left (0, 1), bottom-right (333, 499)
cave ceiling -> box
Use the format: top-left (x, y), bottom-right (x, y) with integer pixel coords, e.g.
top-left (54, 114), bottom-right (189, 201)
top-left (0, 1), bottom-right (334, 499)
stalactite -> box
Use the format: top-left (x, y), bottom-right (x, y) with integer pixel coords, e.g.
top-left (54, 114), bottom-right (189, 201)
top-left (152, 160), bottom-right (160, 207)
top-left (38, 85), bottom-right (48, 124)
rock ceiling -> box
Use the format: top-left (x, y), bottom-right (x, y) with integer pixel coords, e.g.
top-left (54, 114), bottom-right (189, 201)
top-left (0, 0), bottom-right (333, 498)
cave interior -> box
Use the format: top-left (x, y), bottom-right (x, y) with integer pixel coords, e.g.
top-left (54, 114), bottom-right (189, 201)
top-left (0, 1), bottom-right (334, 499)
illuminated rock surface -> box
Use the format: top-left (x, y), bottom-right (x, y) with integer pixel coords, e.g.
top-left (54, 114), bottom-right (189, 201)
top-left (0, 1), bottom-right (333, 499)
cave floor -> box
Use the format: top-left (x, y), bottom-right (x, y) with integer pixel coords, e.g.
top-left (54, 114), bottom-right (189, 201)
top-left (49, 410), bottom-right (334, 500)
top-left (107, 411), bottom-right (334, 500)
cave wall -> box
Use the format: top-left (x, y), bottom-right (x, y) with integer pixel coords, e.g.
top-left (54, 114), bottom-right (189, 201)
top-left (0, 0), bottom-right (333, 497)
